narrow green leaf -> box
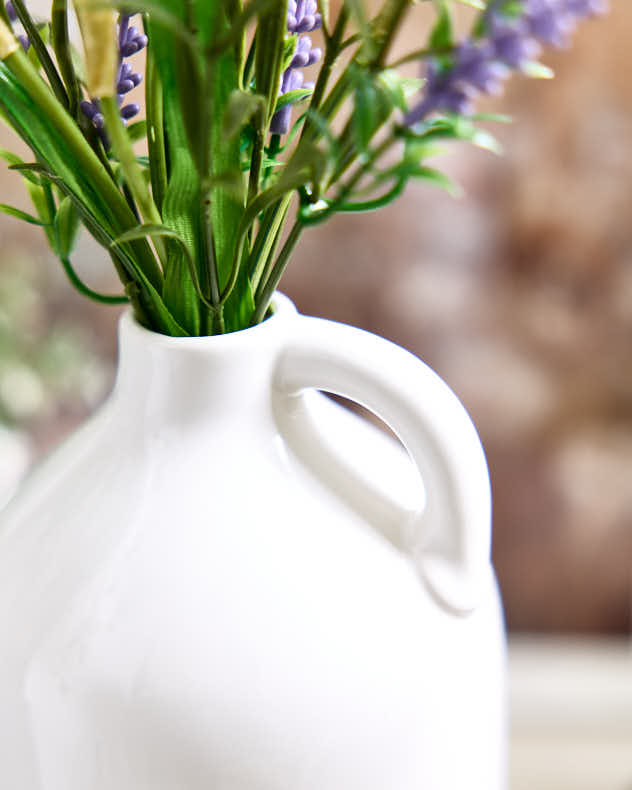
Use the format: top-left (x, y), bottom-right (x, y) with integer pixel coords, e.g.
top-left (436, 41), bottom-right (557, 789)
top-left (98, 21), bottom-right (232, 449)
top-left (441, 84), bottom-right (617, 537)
top-left (126, 120), bottom-right (148, 142)
top-left (522, 61), bottom-right (555, 79)
top-left (273, 87), bottom-right (313, 113)
top-left (112, 223), bottom-right (215, 312)
top-left (54, 195), bottom-right (81, 258)
top-left (51, 0), bottom-right (82, 117)
top-left (410, 165), bottom-right (463, 197)
top-left (10, 0), bottom-right (69, 108)
top-left (254, 0), bottom-right (288, 122)
top-left (470, 112), bottom-right (513, 123)
top-left (0, 203), bottom-right (48, 225)
top-left (429, 0), bottom-right (453, 50)
top-left (378, 70), bottom-right (423, 111)
top-left (11, 162), bottom-right (183, 336)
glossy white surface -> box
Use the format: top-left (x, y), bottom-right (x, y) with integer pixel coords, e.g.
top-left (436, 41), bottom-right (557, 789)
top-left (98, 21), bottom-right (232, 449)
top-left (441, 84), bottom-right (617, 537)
top-left (0, 294), bottom-right (506, 789)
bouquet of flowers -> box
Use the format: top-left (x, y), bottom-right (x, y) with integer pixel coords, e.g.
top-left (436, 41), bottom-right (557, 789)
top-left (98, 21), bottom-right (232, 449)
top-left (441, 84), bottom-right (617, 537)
top-left (0, 0), bottom-right (604, 336)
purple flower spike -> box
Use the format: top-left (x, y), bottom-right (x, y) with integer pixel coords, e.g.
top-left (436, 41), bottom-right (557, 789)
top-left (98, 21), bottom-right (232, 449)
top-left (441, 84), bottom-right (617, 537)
top-left (405, 0), bottom-right (606, 127)
top-left (82, 13), bottom-right (146, 144)
top-left (452, 40), bottom-right (508, 94)
top-left (523, 0), bottom-right (575, 47)
top-left (120, 103), bottom-right (140, 120)
top-left (80, 100), bottom-right (105, 129)
top-left (288, 0), bottom-right (322, 34)
top-left (404, 41), bottom-right (509, 125)
top-left (488, 17), bottom-right (541, 68)
top-left (270, 5), bottom-right (322, 135)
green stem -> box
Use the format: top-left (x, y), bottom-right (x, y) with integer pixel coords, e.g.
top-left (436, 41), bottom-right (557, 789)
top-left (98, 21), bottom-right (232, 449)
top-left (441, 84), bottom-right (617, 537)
top-left (10, 0), bottom-right (69, 109)
top-left (201, 189), bottom-right (220, 306)
top-left (241, 32), bottom-right (256, 89)
top-left (299, 133), bottom-right (397, 224)
top-left (101, 96), bottom-right (167, 268)
top-left (303, 0), bottom-right (411, 143)
top-left (252, 220), bottom-right (302, 325)
top-left (389, 44), bottom-right (453, 68)
top-left (364, 0), bottom-right (412, 69)
top-left (145, 47), bottom-right (168, 214)
top-left (251, 193), bottom-right (292, 292)
top-left (60, 256), bottom-right (128, 303)
top-left (248, 115), bottom-right (266, 202)
top-left (300, 6), bottom-right (349, 143)
top-left (51, 0), bottom-right (81, 118)
top-left (262, 132), bottom-right (281, 188)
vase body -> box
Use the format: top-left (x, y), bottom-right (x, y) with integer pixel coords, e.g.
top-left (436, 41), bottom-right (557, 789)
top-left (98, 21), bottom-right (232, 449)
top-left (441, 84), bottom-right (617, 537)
top-left (0, 294), bottom-right (506, 790)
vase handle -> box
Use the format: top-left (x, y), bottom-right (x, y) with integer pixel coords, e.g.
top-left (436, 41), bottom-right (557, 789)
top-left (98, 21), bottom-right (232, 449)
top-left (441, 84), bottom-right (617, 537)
top-left (273, 314), bottom-right (491, 615)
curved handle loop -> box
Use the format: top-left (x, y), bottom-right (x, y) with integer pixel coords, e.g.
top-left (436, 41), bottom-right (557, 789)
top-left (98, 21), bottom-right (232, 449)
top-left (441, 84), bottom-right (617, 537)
top-left (273, 315), bottom-right (491, 615)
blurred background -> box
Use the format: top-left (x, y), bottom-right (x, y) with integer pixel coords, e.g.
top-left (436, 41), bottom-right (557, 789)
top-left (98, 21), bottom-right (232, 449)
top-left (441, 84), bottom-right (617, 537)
top-left (0, 1), bottom-right (630, 787)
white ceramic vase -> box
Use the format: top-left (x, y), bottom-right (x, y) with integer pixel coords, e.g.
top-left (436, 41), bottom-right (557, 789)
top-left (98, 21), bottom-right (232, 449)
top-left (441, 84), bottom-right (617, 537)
top-left (0, 293), bottom-right (506, 790)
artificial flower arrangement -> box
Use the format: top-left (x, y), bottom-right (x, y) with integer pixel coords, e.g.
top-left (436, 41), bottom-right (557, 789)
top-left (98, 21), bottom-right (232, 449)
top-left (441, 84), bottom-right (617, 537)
top-left (0, 0), bottom-right (604, 337)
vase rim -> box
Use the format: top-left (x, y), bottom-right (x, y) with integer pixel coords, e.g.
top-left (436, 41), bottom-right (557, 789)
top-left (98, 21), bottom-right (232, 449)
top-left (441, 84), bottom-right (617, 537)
top-left (119, 291), bottom-right (297, 348)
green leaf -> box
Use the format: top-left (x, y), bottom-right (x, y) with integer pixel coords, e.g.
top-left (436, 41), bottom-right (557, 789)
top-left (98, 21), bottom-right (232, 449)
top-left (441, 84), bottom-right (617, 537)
top-left (353, 70), bottom-right (377, 152)
top-left (470, 112), bottom-right (513, 123)
top-left (429, 0), bottom-right (454, 50)
top-left (0, 57), bottom-right (161, 292)
top-left (224, 90), bottom-right (267, 139)
top-left (11, 162), bottom-right (179, 335)
top-left (352, 68), bottom-right (395, 152)
top-left (522, 60), bottom-right (555, 79)
top-left (254, 0), bottom-right (288, 122)
top-left (273, 87), bottom-right (313, 113)
top-left (408, 165), bottom-right (463, 197)
top-left (176, 44), bottom-right (208, 175)
top-left (112, 224), bottom-right (214, 312)
top-left (54, 195), bottom-right (81, 258)
top-left (51, 0), bottom-right (82, 117)
top-left (377, 70), bottom-right (423, 111)
top-left (145, 6), bottom-right (204, 334)
top-left (0, 203), bottom-right (48, 225)
top-left (10, 0), bottom-right (68, 108)
top-left (126, 120), bottom-right (148, 142)
top-left (452, 116), bottom-right (503, 154)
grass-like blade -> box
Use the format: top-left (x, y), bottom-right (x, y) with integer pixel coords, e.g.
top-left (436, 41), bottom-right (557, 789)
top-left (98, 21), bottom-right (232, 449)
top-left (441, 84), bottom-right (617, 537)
top-left (0, 203), bottom-right (48, 224)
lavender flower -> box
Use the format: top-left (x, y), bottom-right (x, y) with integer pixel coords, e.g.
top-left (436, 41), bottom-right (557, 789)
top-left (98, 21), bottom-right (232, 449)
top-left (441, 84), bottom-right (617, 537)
top-left (81, 14), bottom-right (146, 143)
top-left (487, 15), bottom-right (541, 69)
top-left (405, 41), bottom-right (508, 125)
top-left (405, 0), bottom-right (606, 126)
top-left (287, 0), bottom-right (322, 33)
top-left (271, 1), bottom-right (322, 135)
top-left (522, 0), bottom-right (575, 46)
top-left (5, 1), bottom-right (29, 51)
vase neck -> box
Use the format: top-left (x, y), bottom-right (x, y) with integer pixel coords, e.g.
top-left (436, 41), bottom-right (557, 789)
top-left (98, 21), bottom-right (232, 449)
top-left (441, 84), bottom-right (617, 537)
top-left (112, 295), bottom-right (297, 426)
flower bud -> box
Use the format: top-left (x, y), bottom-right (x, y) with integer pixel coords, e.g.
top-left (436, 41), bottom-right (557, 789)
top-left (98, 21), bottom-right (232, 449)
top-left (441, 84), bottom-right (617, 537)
top-left (73, 0), bottom-right (117, 98)
top-left (0, 17), bottom-right (19, 60)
